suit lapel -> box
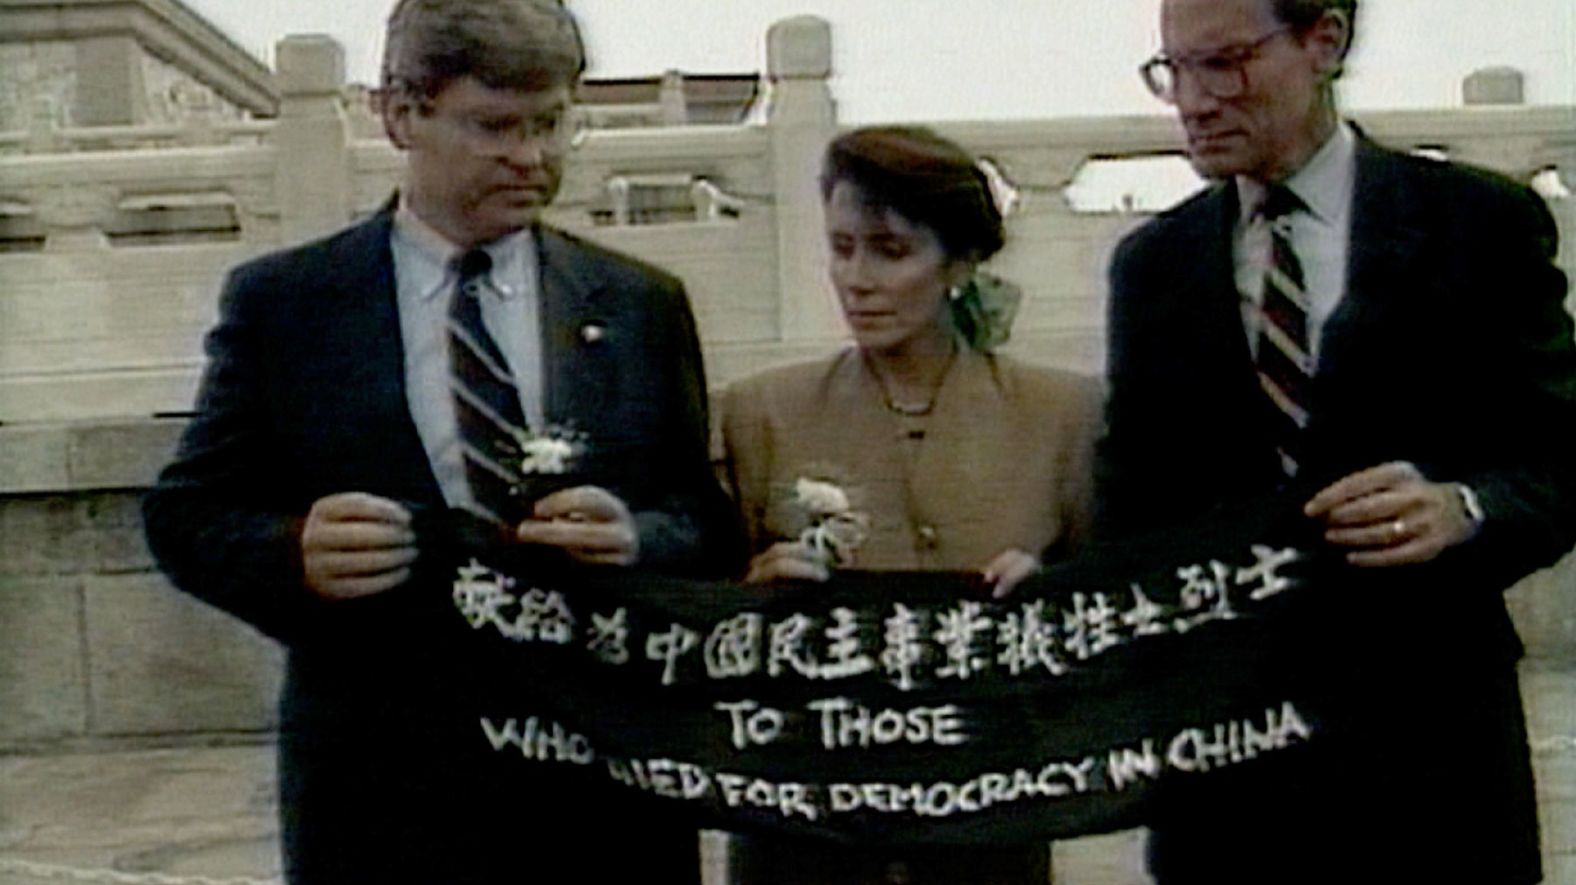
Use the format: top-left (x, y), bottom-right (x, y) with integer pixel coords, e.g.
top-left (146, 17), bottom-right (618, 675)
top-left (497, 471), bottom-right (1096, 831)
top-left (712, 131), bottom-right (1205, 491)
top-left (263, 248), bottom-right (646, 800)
top-left (1198, 183), bottom-right (1252, 367)
top-left (1187, 182), bottom-right (1271, 422)
top-left (1179, 181), bottom-right (1299, 479)
top-left (322, 210), bottom-right (404, 386)
top-left (318, 207), bottom-right (445, 503)
top-left (1321, 139), bottom-right (1427, 374)
top-left (535, 226), bottom-right (610, 423)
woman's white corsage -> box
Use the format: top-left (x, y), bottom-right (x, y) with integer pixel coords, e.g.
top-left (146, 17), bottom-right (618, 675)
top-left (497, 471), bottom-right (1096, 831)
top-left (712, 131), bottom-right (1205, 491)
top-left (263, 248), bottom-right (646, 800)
top-left (794, 477), bottom-right (870, 568)
top-left (508, 425), bottom-right (586, 481)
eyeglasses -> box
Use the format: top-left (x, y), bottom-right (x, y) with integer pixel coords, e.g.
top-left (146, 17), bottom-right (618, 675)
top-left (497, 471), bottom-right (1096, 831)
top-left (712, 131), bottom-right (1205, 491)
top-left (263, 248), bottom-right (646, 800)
top-left (1139, 27), bottom-right (1291, 104)
top-left (421, 101), bottom-right (587, 156)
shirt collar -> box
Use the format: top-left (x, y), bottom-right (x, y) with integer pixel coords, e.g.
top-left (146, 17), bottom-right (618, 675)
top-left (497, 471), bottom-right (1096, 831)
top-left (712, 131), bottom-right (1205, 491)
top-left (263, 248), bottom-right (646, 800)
top-left (1237, 120), bottom-right (1357, 225)
top-left (392, 198), bottom-right (534, 302)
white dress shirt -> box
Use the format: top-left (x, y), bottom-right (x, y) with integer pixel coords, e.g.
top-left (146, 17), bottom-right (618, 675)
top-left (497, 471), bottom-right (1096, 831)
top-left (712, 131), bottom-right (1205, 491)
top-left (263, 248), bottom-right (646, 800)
top-left (1234, 121), bottom-right (1357, 365)
top-left (391, 206), bottom-right (545, 510)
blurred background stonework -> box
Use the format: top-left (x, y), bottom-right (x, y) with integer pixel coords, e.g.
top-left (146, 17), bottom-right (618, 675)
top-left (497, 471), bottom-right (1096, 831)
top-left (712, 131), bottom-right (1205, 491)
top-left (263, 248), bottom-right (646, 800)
top-left (0, 3), bottom-right (1572, 883)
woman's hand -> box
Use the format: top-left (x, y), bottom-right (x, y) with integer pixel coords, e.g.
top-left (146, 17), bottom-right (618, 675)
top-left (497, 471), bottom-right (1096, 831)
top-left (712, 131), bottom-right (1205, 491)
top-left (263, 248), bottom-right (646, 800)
top-left (744, 541), bottom-right (831, 584)
top-left (982, 548), bottom-right (1040, 599)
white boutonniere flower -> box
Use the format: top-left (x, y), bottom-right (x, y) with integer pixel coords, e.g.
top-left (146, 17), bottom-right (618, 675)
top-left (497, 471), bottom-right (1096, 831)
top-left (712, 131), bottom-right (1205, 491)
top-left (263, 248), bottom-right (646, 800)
top-left (519, 436), bottom-right (575, 475)
top-left (508, 425), bottom-right (586, 480)
top-left (793, 477), bottom-right (869, 568)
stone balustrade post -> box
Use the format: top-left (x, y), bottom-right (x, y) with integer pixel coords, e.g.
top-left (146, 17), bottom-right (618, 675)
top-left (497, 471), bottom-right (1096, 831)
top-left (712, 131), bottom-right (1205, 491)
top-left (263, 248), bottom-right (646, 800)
top-left (1463, 67), bottom-right (1524, 107)
top-left (1456, 68), bottom-right (1575, 313)
top-left (180, 89), bottom-right (222, 147)
top-left (1453, 67), bottom-right (1543, 177)
top-left (273, 35), bottom-right (352, 245)
top-left (766, 16), bottom-right (841, 342)
top-left (659, 70), bottom-right (687, 126)
top-left (607, 176), bottom-right (632, 227)
top-left (25, 95), bottom-right (61, 155)
top-left (692, 178), bottom-right (744, 223)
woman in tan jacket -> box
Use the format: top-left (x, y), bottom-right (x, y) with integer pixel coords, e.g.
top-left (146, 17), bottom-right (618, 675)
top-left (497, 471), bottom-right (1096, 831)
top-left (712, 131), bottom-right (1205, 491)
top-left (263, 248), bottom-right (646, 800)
top-left (721, 126), bottom-right (1102, 883)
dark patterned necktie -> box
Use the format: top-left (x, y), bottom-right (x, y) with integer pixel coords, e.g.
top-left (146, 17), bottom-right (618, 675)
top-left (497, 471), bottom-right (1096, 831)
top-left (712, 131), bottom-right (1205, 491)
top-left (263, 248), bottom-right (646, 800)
top-left (449, 249), bottom-right (527, 525)
top-left (1254, 186), bottom-right (1313, 478)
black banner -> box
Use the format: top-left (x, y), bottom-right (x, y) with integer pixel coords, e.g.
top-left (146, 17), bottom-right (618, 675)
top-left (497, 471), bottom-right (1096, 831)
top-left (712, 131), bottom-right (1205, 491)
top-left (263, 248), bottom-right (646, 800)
top-left (427, 500), bottom-right (1342, 845)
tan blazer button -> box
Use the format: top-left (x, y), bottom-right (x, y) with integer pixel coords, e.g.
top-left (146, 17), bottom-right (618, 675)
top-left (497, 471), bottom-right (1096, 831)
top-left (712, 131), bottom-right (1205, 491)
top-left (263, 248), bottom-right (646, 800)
top-left (916, 524), bottom-right (939, 548)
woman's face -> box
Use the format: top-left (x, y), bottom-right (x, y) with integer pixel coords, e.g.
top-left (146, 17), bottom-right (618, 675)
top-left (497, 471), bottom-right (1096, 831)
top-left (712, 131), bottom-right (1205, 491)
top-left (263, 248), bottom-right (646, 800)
top-left (825, 180), bottom-right (965, 355)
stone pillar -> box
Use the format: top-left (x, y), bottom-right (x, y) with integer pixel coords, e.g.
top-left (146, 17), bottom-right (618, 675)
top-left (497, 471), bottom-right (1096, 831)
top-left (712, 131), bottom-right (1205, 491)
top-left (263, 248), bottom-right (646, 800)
top-left (1463, 67), bottom-right (1524, 106)
top-left (766, 16), bottom-right (841, 342)
top-left (25, 95), bottom-right (61, 154)
top-left (607, 176), bottom-right (632, 227)
top-left (179, 89), bottom-right (223, 147)
top-left (659, 69), bottom-right (687, 125)
top-left (272, 35), bottom-right (352, 245)
top-left (1451, 68), bottom-right (1543, 181)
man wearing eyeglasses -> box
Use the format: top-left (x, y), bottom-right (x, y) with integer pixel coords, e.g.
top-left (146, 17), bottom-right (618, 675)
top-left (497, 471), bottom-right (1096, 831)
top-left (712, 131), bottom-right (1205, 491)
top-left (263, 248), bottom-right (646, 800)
top-left (1098, 0), bottom-right (1575, 881)
top-left (143, 1), bottom-right (740, 881)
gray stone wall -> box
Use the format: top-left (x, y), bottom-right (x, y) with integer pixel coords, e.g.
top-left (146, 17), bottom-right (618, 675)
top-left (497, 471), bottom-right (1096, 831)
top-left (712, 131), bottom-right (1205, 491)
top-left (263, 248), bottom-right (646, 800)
top-left (0, 41), bottom-right (76, 129)
top-left (0, 32), bottom-right (252, 131)
top-left (0, 422), bottom-right (282, 752)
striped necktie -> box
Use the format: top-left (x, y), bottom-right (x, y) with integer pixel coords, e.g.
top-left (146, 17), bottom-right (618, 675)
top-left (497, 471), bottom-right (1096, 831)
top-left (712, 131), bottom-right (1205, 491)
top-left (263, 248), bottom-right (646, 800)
top-left (1253, 186), bottom-right (1313, 478)
top-left (449, 249), bottom-right (528, 525)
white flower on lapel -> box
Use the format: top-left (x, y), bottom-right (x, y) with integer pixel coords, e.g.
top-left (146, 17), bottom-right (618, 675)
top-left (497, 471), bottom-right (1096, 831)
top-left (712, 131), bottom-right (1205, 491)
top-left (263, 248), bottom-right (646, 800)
top-left (510, 425), bottom-right (586, 477)
top-left (520, 437), bottom-right (574, 474)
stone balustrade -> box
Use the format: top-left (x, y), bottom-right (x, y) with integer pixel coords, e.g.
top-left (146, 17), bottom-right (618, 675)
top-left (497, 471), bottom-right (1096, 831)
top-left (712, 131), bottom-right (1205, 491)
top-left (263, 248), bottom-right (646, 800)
top-left (0, 19), bottom-right (1573, 756)
top-left (3, 37), bottom-right (1572, 427)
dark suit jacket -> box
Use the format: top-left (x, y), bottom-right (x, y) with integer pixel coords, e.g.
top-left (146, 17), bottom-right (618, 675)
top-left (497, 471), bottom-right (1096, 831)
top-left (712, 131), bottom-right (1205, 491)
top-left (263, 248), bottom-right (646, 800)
top-left (143, 207), bottom-right (741, 883)
top-left (1098, 138), bottom-right (1576, 884)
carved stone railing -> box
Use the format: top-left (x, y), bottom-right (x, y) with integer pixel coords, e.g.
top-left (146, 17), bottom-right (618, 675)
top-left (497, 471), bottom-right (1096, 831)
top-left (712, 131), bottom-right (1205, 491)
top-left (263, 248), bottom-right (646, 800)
top-left (1, 94), bottom-right (274, 157)
top-left (1, 21), bottom-right (1572, 426)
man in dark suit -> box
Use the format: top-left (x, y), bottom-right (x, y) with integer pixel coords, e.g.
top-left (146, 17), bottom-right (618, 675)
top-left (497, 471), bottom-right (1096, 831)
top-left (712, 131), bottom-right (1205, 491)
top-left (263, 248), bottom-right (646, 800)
top-left (142, 1), bottom-right (739, 881)
top-left (1098, 0), bottom-right (1576, 881)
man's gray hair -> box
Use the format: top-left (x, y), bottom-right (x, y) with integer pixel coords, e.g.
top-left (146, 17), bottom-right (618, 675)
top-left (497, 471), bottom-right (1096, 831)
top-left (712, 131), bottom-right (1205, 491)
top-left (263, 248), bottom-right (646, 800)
top-left (1270, 0), bottom-right (1357, 77)
top-left (381, 0), bottom-right (586, 101)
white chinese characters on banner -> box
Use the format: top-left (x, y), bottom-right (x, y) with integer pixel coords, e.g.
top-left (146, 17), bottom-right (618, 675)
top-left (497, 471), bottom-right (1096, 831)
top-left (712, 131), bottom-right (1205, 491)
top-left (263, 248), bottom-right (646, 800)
top-left (453, 544), bottom-right (1303, 691)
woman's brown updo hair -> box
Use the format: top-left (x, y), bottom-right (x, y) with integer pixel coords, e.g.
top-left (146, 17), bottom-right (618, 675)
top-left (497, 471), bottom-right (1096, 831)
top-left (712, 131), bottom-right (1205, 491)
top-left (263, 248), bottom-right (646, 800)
top-left (819, 126), bottom-right (1005, 264)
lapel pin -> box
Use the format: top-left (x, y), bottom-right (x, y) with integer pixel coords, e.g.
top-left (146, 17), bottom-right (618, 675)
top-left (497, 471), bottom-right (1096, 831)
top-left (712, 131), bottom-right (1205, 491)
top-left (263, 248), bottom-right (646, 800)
top-left (580, 322), bottom-right (606, 344)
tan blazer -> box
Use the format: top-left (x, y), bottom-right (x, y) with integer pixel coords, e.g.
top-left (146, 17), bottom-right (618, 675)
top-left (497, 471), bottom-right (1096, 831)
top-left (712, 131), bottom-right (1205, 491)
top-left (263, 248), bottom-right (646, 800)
top-left (722, 348), bottom-right (1101, 572)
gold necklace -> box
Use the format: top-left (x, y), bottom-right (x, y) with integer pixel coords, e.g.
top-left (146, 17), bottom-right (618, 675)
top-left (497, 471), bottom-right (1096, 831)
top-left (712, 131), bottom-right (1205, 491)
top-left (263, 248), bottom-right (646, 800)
top-left (869, 347), bottom-right (956, 418)
top-left (883, 396), bottom-right (934, 417)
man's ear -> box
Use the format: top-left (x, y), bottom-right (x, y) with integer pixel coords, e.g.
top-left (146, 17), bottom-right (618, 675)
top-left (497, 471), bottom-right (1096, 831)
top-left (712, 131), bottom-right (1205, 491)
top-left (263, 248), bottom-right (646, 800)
top-left (1306, 9), bottom-right (1351, 81)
